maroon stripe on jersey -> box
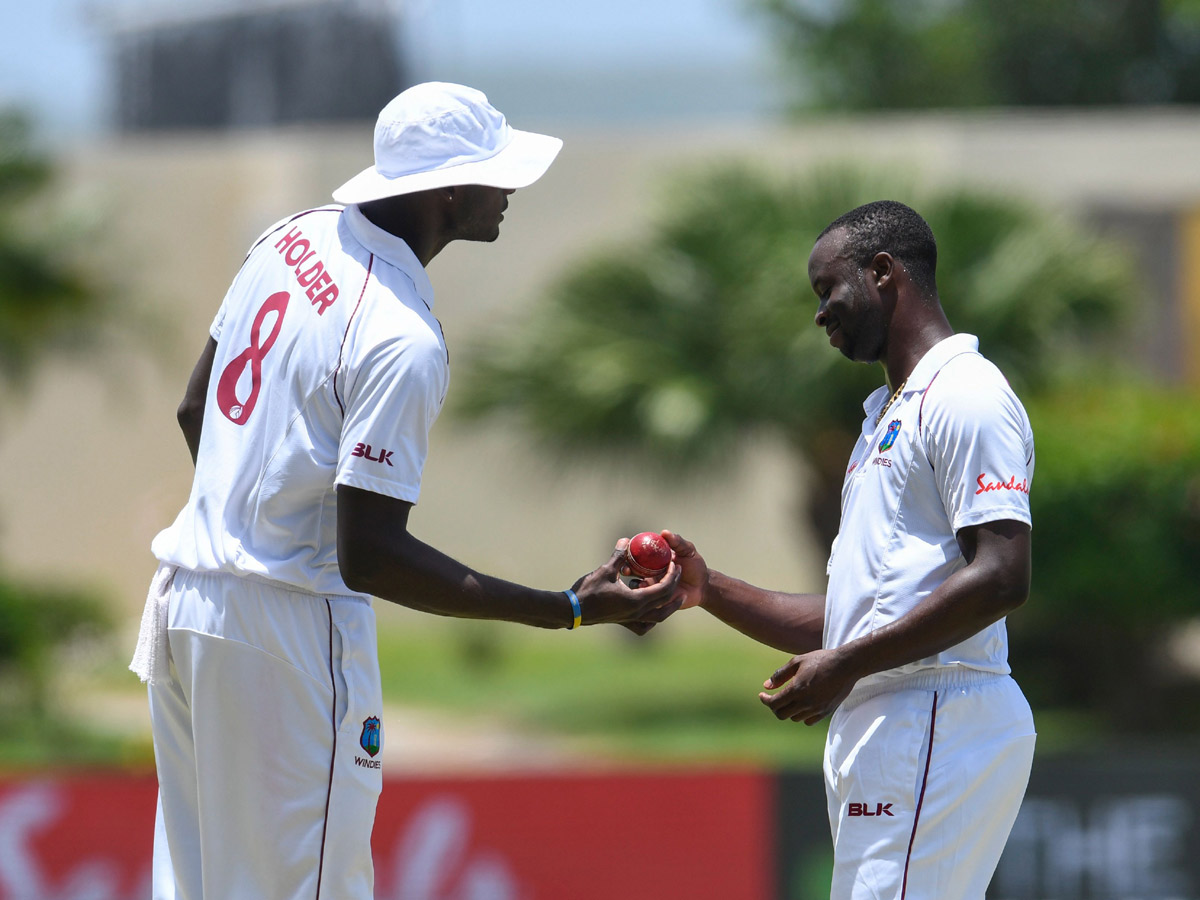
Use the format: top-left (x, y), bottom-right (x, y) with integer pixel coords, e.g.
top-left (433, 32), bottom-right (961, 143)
top-left (901, 691), bottom-right (939, 899)
top-left (919, 370), bottom-right (943, 471)
top-left (333, 254), bottom-right (375, 416)
top-left (918, 370), bottom-right (942, 432)
top-left (242, 207), bottom-right (342, 265)
top-left (315, 599), bottom-right (337, 899)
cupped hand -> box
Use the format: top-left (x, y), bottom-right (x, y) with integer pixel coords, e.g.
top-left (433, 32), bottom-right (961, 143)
top-left (758, 648), bottom-right (858, 726)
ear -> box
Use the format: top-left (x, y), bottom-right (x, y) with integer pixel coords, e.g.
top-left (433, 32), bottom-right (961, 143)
top-left (870, 251), bottom-right (895, 290)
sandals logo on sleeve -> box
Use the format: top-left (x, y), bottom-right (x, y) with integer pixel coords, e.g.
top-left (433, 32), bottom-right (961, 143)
top-left (975, 473), bottom-right (1030, 496)
top-left (878, 419), bottom-right (902, 453)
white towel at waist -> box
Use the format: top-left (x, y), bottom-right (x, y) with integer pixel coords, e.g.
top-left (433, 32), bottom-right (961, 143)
top-left (129, 563), bottom-right (177, 685)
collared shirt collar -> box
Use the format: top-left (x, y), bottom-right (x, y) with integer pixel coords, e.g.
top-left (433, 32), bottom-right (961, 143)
top-left (905, 333), bottom-right (979, 390)
top-left (342, 203), bottom-right (436, 310)
top-left (860, 333), bottom-right (980, 417)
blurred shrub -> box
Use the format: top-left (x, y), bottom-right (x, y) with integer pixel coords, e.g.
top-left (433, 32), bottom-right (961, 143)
top-left (0, 111), bottom-right (122, 746)
top-left (456, 164), bottom-right (1131, 552)
top-left (454, 160), bottom-right (1200, 733)
top-left (1013, 381), bottom-right (1200, 730)
top-left (0, 109), bottom-right (113, 387)
top-left (0, 576), bottom-right (112, 719)
top-left (756, 0), bottom-right (1200, 110)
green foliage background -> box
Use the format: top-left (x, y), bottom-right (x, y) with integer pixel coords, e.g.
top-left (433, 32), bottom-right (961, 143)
top-left (0, 112), bottom-right (109, 384)
top-left (0, 111), bottom-right (119, 764)
top-left (457, 163), bottom-right (1200, 734)
top-left (457, 164), bottom-right (1130, 550)
top-left (1017, 384), bottom-right (1200, 728)
top-left (756, 0), bottom-right (1200, 110)
top-left (7, 0), bottom-right (1200, 763)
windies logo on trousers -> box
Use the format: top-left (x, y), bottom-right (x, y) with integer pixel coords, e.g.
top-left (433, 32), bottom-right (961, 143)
top-left (360, 716), bottom-right (382, 757)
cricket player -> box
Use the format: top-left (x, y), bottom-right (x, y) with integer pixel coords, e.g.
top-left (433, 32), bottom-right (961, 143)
top-left (664, 201), bottom-right (1036, 898)
top-left (131, 82), bottom-right (680, 900)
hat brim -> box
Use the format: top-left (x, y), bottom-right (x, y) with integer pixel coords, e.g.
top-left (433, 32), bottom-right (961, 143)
top-left (332, 128), bottom-right (563, 204)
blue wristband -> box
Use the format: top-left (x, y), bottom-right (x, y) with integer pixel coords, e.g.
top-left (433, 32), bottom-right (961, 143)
top-left (564, 589), bottom-right (582, 630)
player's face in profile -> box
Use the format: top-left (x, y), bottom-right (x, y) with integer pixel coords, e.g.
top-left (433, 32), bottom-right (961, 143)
top-left (808, 230), bottom-right (885, 363)
top-left (451, 185), bottom-right (514, 242)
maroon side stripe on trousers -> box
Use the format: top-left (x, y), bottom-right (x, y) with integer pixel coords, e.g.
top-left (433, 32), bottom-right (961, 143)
top-left (315, 599), bottom-right (338, 898)
top-left (901, 691), bottom-right (939, 899)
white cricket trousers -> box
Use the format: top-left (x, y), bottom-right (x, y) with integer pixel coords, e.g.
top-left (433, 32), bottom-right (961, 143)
top-left (147, 568), bottom-right (384, 900)
top-left (823, 673), bottom-right (1035, 900)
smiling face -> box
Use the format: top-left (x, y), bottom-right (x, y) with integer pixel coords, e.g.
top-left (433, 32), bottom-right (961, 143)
top-left (808, 228), bottom-right (888, 364)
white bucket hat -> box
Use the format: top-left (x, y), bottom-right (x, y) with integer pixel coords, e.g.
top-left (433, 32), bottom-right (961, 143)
top-left (332, 82), bottom-right (563, 204)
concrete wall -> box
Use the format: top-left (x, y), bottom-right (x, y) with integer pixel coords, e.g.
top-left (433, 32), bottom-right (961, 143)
top-left (6, 110), bottom-right (1200, 623)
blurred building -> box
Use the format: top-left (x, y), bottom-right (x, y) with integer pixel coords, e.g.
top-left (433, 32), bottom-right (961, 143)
top-left (99, 0), bottom-right (407, 131)
top-left (1093, 203), bottom-right (1200, 385)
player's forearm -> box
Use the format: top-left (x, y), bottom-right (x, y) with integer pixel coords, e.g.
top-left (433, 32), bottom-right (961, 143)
top-left (341, 530), bottom-right (573, 629)
top-left (832, 561), bottom-right (1027, 682)
top-left (701, 570), bottom-right (825, 655)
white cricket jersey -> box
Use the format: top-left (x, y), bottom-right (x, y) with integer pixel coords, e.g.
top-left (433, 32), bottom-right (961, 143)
top-left (825, 334), bottom-right (1034, 699)
top-left (152, 204), bottom-right (449, 597)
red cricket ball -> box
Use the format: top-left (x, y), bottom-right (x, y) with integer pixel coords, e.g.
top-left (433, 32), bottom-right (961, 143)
top-left (625, 532), bottom-right (672, 578)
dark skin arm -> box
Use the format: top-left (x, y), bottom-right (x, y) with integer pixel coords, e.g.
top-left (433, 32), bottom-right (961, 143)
top-left (338, 485), bottom-right (682, 629)
top-left (177, 337), bottom-right (674, 631)
top-left (661, 530), bottom-right (825, 656)
top-left (178, 337), bottom-right (218, 465)
top-left (759, 519), bottom-right (1031, 724)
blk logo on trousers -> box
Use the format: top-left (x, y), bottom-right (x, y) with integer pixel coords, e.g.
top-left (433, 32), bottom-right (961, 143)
top-left (848, 802), bottom-right (895, 817)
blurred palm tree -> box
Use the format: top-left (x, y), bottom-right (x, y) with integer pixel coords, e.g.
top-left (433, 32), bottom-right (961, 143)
top-left (455, 165), bottom-right (1131, 551)
top-left (0, 110), bottom-right (116, 733)
top-left (0, 110), bottom-right (111, 385)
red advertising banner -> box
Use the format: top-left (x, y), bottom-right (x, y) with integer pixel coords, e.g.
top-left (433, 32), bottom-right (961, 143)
top-left (0, 770), bottom-right (773, 900)
top-left (0, 774), bottom-right (158, 900)
top-left (371, 771), bottom-right (774, 899)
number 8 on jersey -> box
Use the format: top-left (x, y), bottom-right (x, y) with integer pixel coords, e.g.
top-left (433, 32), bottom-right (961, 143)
top-left (217, 291), bottom-right (290, 425)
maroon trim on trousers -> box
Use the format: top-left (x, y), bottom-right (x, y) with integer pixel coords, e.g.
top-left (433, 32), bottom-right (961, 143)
top-left (333, 254), bottom-right (375, 416)
top-left (901, 691), bottom-right (939, 899)
top-left (315, 599), bottom-right (338, 899)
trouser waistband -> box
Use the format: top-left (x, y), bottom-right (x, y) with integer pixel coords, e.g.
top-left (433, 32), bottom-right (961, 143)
top-left (841, 669), bottom-right (1008, 712)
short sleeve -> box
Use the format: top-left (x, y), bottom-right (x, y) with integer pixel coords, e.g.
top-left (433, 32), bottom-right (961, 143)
top-left (921, 359), bottom-right (1034, 533)
top-left (335, 333), bottom-right (448, 503)
top-left (211, 215), bottom-right (296, 342)
top-left (209, 295), bottom-right (230, 341)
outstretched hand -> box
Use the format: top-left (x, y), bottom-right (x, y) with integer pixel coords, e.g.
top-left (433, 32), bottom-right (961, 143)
top-left (758, 648), bottom-right (859, 726)
top-left (571, 539), bottom-right (683, 629)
